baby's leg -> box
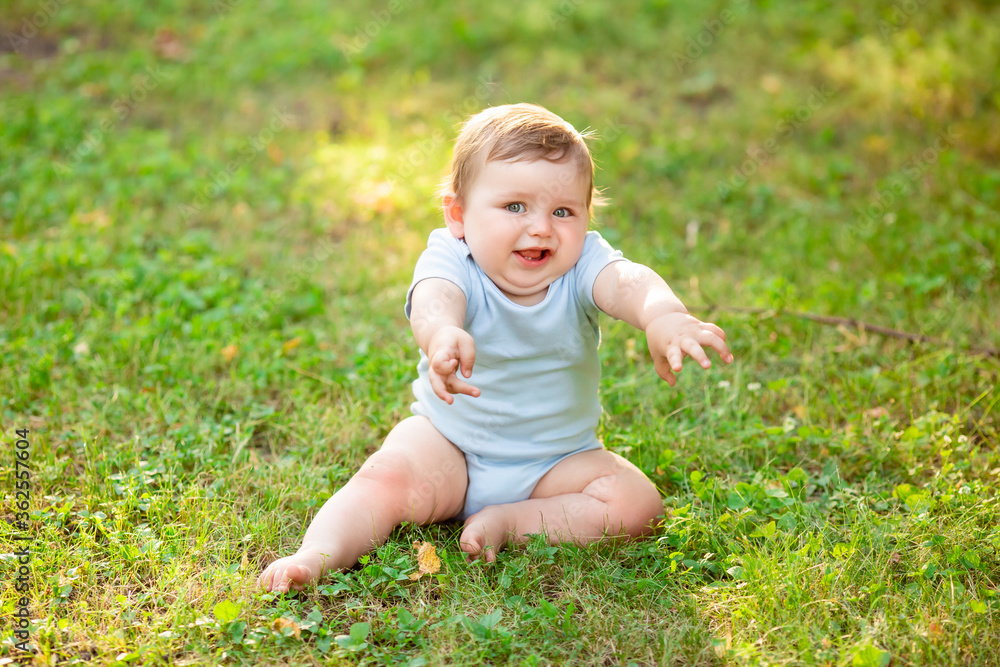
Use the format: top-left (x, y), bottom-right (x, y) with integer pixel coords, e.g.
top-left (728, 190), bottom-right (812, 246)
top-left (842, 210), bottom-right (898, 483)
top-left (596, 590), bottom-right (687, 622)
top-left (258, 416), bottom-right (467, 592)
top-left (460, 450), bottom-right (661, 561)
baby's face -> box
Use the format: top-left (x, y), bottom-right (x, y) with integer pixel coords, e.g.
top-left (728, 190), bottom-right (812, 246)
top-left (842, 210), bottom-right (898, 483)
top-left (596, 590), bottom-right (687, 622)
top-left (446, 158), bottom-right (590, 306)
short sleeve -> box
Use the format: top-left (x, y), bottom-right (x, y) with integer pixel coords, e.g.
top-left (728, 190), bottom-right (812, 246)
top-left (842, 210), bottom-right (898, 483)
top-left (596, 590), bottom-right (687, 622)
top-left (404, 228), bottom-right (473, 319)
top-left (573, 230), bottom-right (626, 311)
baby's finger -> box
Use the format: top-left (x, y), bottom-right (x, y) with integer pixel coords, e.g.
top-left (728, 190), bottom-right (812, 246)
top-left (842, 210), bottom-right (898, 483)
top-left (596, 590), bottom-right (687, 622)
top-left (457, 335), bottom-right (476, 378)
top-left (681, 337), bottom-right (713, 369)
top-left (666, 345), bottom-right (685, 373)
top-left (702, 322), bottom-right (727, 341)
top-left (699, 330), bottom-right (734, 364)
top-left (653, 355), bottom-right (677, 386)
top-left (428, 369), bottom-right (455, 404)
top-left (446, 375), bottom-right (481, 398)
top-left (430, 350), bottom-right (459, 375)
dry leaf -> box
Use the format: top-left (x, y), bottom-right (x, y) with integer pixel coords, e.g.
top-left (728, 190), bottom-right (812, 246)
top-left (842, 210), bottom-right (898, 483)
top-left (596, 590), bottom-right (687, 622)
top-left (266, 142), bottom-right (284, 164)
top-left (685, 219), bottom-right (699, 248)
top-left (760, 73), bottom-right (782, 94)
top-left (272, 617), bottom-right (301, 638)
top-left (282, 337), bottom-right (301, 354)
top-left (625, 338), bottom-right (637, 363)
top-left (79, 209), bottom-right (111, 228)
top-left (220, 344), bottom-right (239, 362)
top-left (351, 180), bottom-right (396, 215)
top-left (408, 541), bottom-right (441, 580)
top-left (866, 406), bottom-right (889, 419)
top-left (863, 134), bottom-right (889, 154)
top-left (153, 27), bottom-right (187, 60)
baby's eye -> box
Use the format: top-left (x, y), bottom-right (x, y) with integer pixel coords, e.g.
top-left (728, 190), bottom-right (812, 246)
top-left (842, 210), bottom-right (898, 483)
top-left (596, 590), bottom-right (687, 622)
top-left (553, 207), bottom-right (572, 218)
top-left (505, 202), bottom-right (526, 213)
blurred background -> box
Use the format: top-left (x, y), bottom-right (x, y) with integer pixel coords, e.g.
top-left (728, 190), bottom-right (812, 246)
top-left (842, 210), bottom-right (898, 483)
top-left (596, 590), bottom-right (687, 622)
top-left (1, 1), bottom-right (999, 662)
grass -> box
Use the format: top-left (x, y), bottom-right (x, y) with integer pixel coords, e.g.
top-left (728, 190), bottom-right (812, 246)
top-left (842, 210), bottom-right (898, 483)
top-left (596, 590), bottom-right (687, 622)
top-left (1, 0), bottom-right (998, 664)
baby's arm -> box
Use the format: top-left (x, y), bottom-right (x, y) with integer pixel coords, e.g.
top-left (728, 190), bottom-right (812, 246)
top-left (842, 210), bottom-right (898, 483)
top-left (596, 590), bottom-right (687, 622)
top-left (410, 278), bottom-right (480, 404)
top-left (593, 262), bottom-right (733, 386)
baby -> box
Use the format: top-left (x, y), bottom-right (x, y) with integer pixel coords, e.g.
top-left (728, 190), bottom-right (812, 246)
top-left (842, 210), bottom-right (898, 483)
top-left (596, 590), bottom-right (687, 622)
top-left (259, 103), bottom-right (733, 592)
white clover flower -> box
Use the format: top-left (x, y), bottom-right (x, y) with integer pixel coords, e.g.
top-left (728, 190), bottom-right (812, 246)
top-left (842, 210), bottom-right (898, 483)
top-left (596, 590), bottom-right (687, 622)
top-left (717, 380), bottom-right (731, 388)
top-left (746, 382), bottom-right (762, 392)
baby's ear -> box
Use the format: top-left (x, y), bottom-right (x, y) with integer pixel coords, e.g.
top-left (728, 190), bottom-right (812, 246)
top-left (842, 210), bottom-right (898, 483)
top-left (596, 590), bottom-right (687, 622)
top-left (442, 194), bottom-right (465, 239)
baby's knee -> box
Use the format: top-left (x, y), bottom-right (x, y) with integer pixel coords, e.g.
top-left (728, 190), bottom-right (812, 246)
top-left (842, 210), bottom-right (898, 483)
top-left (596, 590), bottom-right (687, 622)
top-left (354, 450), bottom-right (418, 505)
top-left (353, 449), bottom-right (461, 522)
top-left (607, 475), bottom-right (663, 538)
top-left (630, 479), bottom-right (664, 535)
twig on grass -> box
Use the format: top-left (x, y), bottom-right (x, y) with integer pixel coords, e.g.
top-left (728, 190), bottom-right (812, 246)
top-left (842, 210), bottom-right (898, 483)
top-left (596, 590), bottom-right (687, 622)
top-left (692, 305), bottom-right (1000, 359)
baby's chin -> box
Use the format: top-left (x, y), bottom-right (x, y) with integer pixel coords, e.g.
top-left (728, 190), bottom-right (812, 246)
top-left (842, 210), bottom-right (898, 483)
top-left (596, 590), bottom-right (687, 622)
top-left (494, 278), bottom-right (559, 306)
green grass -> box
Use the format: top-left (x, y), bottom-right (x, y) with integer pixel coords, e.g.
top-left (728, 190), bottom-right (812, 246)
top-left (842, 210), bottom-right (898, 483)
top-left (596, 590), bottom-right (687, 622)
top-left (2, 0), bottom-right (999, 664)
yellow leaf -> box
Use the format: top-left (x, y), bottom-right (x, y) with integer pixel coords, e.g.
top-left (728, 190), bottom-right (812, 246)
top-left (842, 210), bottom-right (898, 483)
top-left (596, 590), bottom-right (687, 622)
top-left (863, 134), bottom-right (889, 154)
top-left (267, 142), bottom-right (284, 164)
top-left (220, 344), bottom-right (239, 362)
top-left (78, 209), bottom-right (111, 228)
top-left (272, 617), bottom-right (301, 638)
top-left (153, 26), bottom-right (188, 61)
top-left (351, 180), bottom-right (396, 215)
top-left (760, 73), bottom-right (782, 94)
top-left (282, 337), bottom-right (301, 354)
top-left (414, 541), bottom-right (441, 578)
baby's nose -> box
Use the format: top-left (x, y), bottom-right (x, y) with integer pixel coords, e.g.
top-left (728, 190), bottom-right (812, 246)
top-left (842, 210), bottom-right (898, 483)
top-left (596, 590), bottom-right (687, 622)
top-left (526, 212), bottom-right (553, 236)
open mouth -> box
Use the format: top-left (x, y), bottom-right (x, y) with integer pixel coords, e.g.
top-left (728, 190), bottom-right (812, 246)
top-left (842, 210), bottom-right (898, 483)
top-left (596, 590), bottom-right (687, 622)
top-left (514, 248), bottom-right (551, 263)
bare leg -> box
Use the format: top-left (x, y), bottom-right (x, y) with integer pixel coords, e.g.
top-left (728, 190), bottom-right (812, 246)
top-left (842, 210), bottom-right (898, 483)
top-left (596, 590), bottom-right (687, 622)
top-left (460, 450), bottom-right (662, 561)
top-left (258, 416), bottom-right (468, 592)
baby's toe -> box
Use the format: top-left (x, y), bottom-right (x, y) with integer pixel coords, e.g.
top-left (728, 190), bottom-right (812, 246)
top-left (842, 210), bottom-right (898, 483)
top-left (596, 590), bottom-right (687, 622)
top-left (459, 527), bottom-right (486, 558)
top-left (258, 560), bottom-right (294, 593)
top-left (258, 563), bottom-right (277, 588)
top-left (460, 525), bottom-right (500, 563)
top-left (284, 563), bottom-right (313, 591)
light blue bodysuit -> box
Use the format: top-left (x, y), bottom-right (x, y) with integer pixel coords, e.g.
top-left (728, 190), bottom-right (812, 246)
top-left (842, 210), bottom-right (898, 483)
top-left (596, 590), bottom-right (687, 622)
top-left (404, 228), bottom-right (625, 518)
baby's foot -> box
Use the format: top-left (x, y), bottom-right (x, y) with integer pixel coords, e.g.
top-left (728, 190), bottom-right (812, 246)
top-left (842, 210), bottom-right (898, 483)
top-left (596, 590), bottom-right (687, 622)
top-left (460, 505), bottom-right (514, 563)
top-left (257, 549), bottom-right (331, 593)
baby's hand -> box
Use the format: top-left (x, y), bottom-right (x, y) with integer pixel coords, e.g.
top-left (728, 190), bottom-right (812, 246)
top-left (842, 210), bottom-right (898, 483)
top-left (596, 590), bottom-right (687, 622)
top-left (645, 312), bottom-right (733, 386)
top-left (427, 325), bottom-right (481, 404)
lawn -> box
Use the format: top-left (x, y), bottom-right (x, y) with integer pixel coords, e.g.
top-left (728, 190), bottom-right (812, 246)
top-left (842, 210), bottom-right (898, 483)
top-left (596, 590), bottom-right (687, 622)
top-left (1, 0), bottom-right (999, 665)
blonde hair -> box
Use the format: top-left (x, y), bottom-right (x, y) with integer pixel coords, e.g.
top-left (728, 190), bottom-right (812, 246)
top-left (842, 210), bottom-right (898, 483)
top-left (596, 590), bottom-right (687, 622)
top-left (440, 103), bottom-right (604, 214)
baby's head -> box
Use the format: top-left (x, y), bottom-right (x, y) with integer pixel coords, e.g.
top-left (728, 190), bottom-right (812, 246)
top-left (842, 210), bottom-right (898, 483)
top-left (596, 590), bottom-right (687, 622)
top-left (441, 103), bottom-right (601, 214)
top-left (438, 104), bottom-right (605, 306)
